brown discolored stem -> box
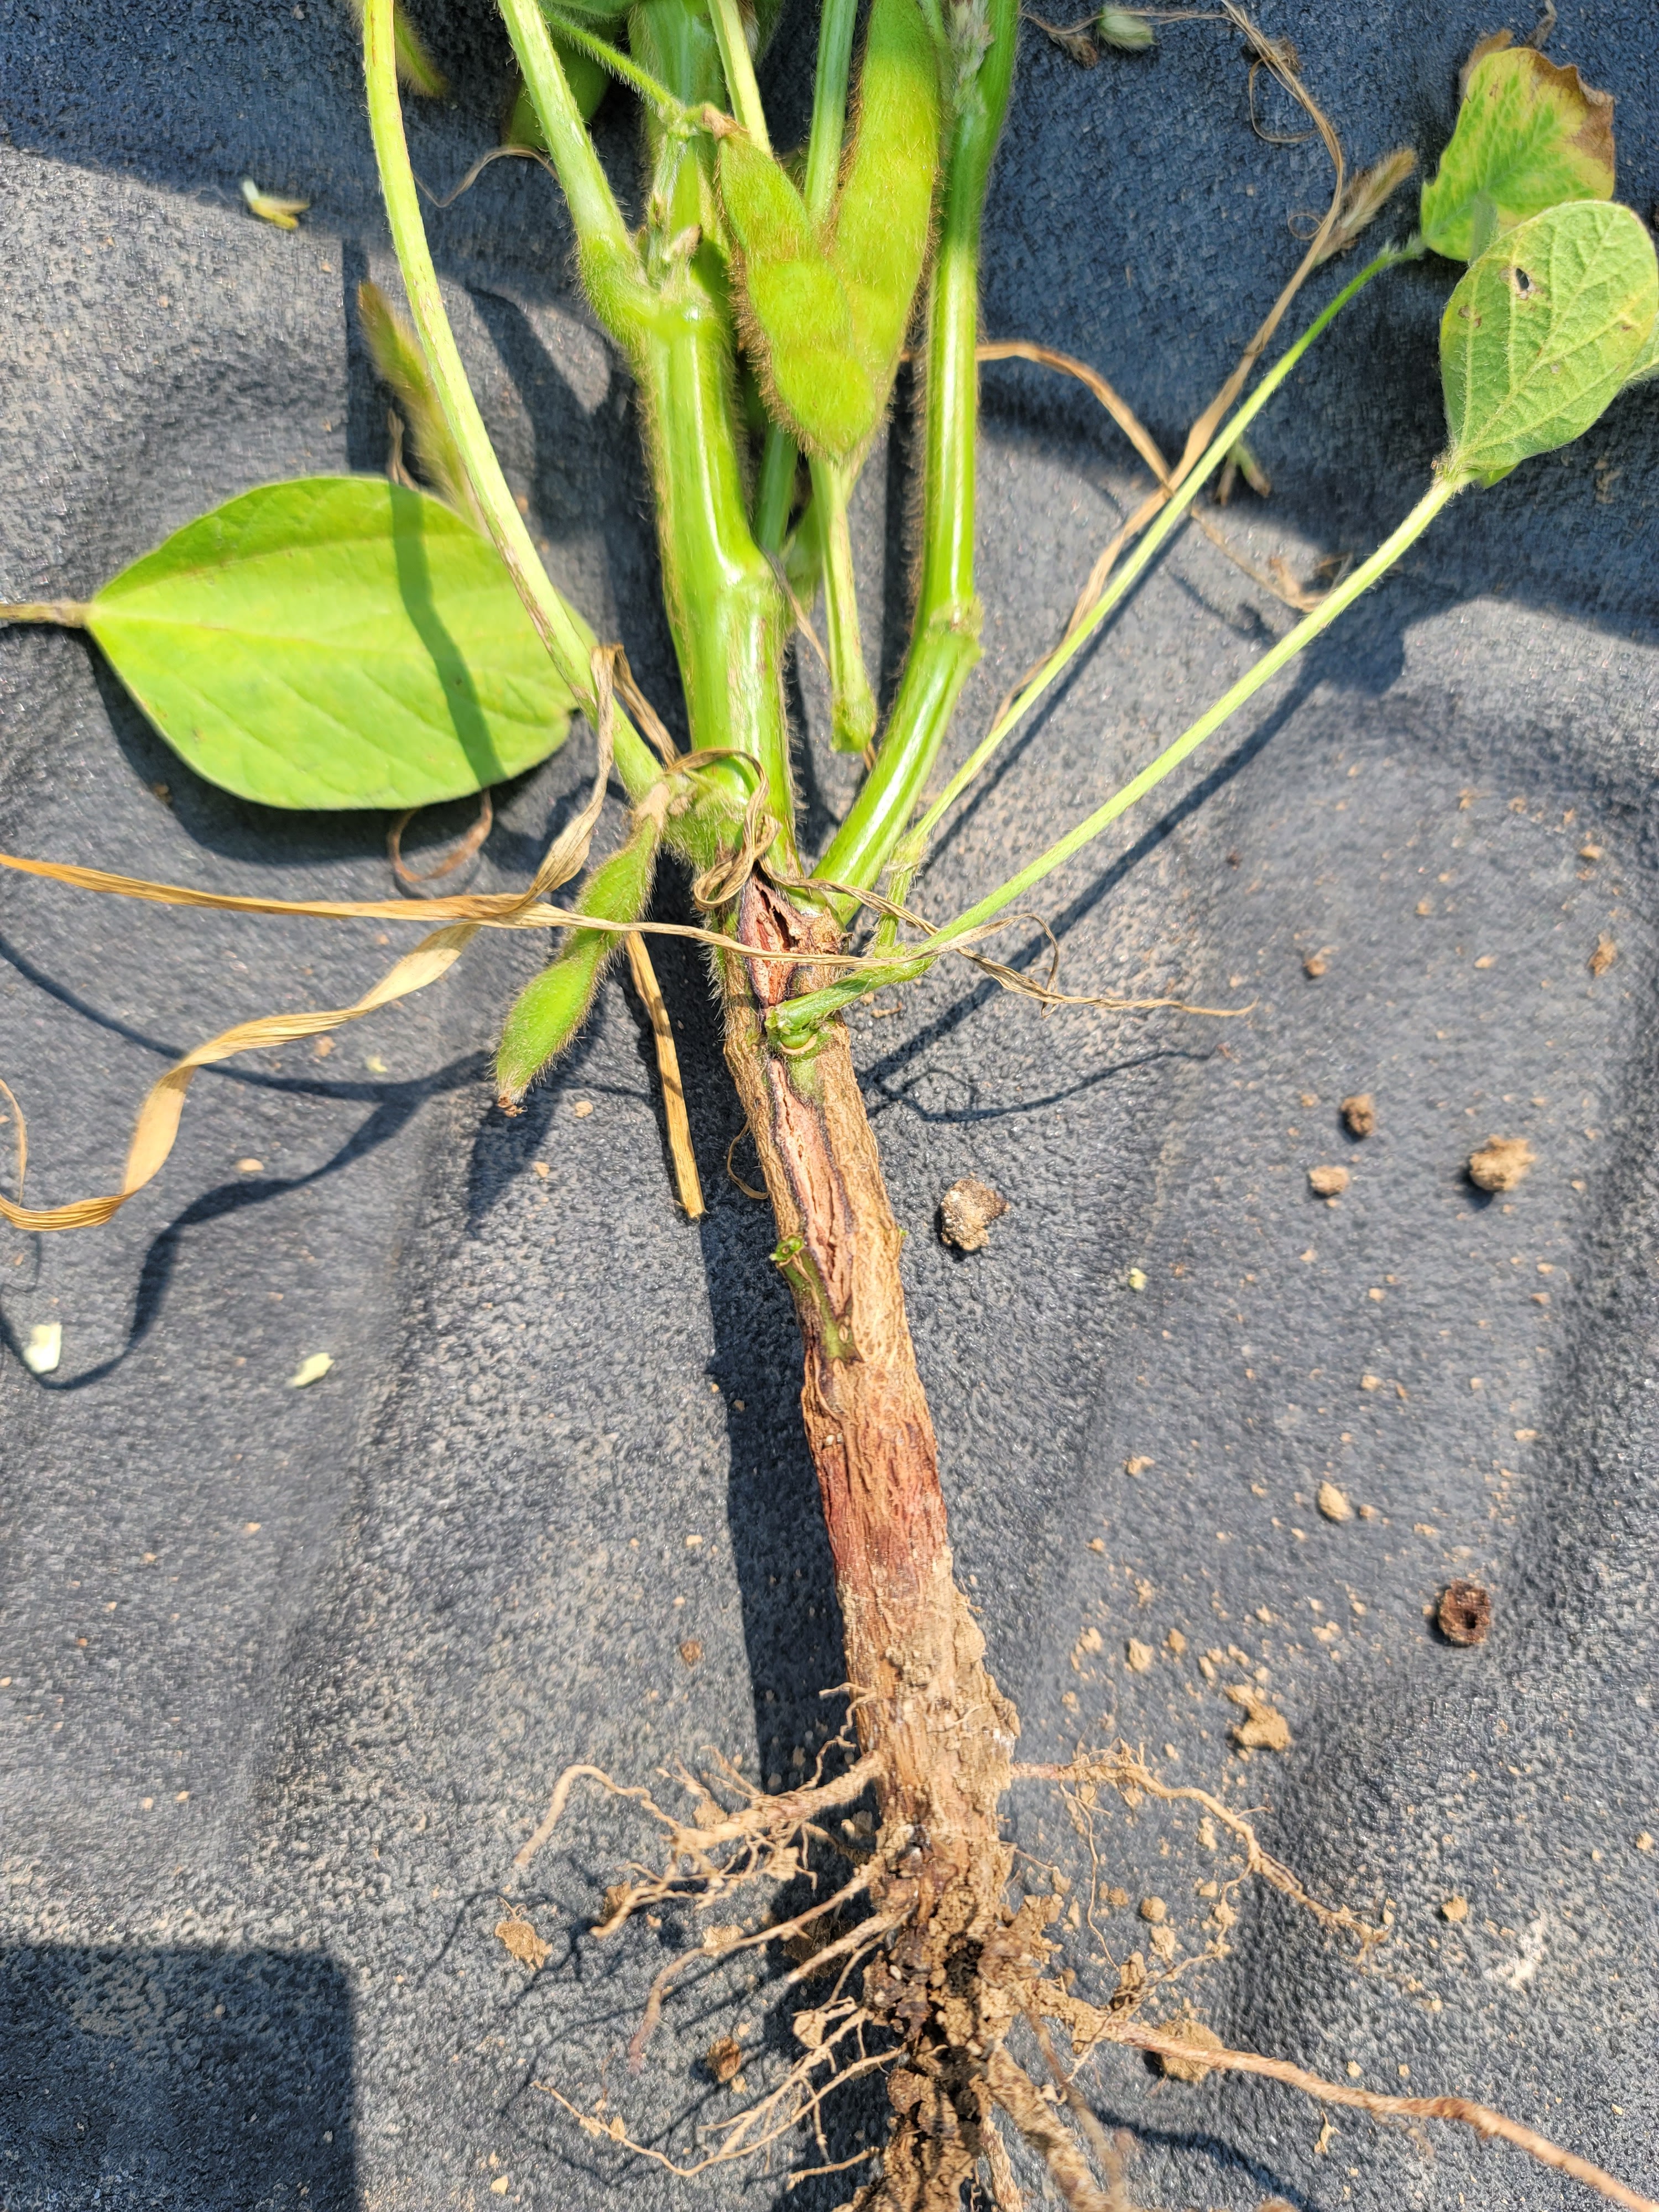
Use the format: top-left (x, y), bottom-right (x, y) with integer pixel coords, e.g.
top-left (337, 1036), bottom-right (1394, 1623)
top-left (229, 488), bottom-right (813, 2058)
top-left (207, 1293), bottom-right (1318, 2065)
top-left (721, 881), bottom-right (1018, 1921)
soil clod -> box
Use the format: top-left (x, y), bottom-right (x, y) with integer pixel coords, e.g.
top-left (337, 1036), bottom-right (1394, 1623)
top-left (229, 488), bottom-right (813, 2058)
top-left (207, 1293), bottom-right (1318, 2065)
top-left (1154, 2018), bottom-right (1225, 2081)
top-left (1437, 1579), bottom-right (1493, 1646)
top-left (704, 2036), bottom-right (743, 2085)
top-left (1341, 1092), bottom-right (1376, 1136)
top-left (1227, 1684), bottom-right (1292, 1750)
top-left (494, 1916), bottom-right (551, 1971)
top-left (1441, 1895), bottom-right (1470, 1923)
top-left (1589, 933), bottom-right (1617, 976)
top-left (1316, 1480), bottom-right (1353, 1522)
top-left (937, 1175), bottom-right (1009, 1251)
top-left (1308, 1164), bottom-right (1349, 1196)
top-left (1468, 1135), bottom-right (1534, 1192)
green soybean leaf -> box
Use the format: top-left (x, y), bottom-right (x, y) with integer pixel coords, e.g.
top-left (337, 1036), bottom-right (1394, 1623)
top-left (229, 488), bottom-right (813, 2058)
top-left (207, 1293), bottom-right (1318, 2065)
top-left (1441, 201), bottom-right (1657, 488)
top-left (1420, 34), bottom-right (1615, 262)
top-left (85, 478), bottom-right (575, 812)
top-left (719, 0), bottom-right (940, 458)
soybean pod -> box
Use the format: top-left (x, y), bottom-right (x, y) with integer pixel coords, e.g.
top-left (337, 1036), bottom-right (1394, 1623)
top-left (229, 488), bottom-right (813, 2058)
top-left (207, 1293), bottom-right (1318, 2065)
top-left (495, 804), bottom-right (662, 1107)
top-left (718, 0), bottom-right (941, 461)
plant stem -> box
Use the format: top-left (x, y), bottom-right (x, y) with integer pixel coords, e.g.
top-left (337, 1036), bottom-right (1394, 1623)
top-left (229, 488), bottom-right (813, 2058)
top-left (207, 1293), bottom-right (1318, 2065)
top-left (811, 0), bottom-right (1019, 906)
top-left (363, 0), bottom-right (662, 801)
top-left (752, 426), bottom-right (797, 553)
top-left (504, 0), bottom-right (787, 832)
top-left (639, 304), bottom-right (797, 857)
top-left (907, 242), bottom-right (1410, 852)
top-left (707, 0), bottom-right (770, 147)
top-left (0, 602), bottom-right (88, 627)
top-left (804, 0), bottom-right (858, 223)
top-left (539, 3), bottom-right (692, 123)
top-left (810, 455), bottom-right (878, 753)
top-left (721, 881), bottom-right (1015, 1907)
top-left (796, 0), bottom-right (871, 747)
top-left (496, 0), bottom-right (651, 338)
top-left (773, 471), bottom-right (1462, 1045)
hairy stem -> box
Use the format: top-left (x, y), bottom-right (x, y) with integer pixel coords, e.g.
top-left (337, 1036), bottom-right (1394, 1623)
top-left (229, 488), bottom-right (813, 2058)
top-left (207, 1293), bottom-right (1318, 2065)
top-left (365, 0), bottom-right (662, 798)
top-left (707, 0), bottom-right (770, 147)
top-left (800, 0), bottom-right (873, 747)
top-left (812, 0), bottom-right (1019, 904)
top-left (812, 454), bottom-right (878, 753)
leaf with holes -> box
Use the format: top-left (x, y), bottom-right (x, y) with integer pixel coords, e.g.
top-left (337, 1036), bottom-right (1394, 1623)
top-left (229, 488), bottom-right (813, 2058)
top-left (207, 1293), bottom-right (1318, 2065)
top-left (1419, 34), bottom-right (1615, 263)
top-left (86, 477), bottom-right (575, 810)
top-left (1441, 200), bottom-right (1657, 487)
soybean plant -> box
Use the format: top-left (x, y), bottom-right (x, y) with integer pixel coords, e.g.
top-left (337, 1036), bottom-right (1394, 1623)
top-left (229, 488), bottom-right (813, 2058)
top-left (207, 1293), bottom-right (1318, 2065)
top-left (1, 8), bottom-right (1655, 2210)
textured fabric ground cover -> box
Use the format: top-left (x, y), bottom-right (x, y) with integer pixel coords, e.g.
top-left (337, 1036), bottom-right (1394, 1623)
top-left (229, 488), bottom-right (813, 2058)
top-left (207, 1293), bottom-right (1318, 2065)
top-left (2, 2), bottom-right (1657, 2207)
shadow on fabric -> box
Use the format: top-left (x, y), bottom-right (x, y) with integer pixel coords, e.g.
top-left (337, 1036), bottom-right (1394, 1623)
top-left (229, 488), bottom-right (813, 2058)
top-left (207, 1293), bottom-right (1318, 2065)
top-left (0, 1943), bottom-right (355, 2209)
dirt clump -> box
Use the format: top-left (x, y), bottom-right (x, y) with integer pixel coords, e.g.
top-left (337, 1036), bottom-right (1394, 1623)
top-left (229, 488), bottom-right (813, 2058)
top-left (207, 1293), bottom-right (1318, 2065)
top-left (1589, 933), bottom-right (1617, 977)
top-left (1226, 1684), bottom-right (1291, 1750)
top-left (1154, 2018), bottom-right (1225, 2081)
top-left (937, 1175), bottom-right (1009, 1251)
top-left (1308, 1164), bottom-right (1349, 1197)
top-left (1441, 1894), bottom-right (1470, 1923)
top-left (494, 1916), bottom-right (551, 1971)
top-left (1341, 1092), bottom-right (1376, 1136)
top-left (705, 2036), bottom-right (744, 2085)
top-left (1317, 1480), bottom-right (1353, 1522)
top-left (1468, 1135), bottom-right (1533, 1192)
top-left (1438, 1579), bottom-right (1493, 1646)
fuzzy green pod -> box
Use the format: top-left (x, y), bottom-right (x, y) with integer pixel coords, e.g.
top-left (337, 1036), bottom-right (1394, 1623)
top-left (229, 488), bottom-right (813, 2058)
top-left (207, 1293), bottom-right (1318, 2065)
top-left (495, 810), bottom-right (660, 1105)
top-left (830, 0), bottom-right (940, 395)
top-left (718, 0), bottom-right (941, 457)
top-left (1097, 8), bottom-right (1153, 51)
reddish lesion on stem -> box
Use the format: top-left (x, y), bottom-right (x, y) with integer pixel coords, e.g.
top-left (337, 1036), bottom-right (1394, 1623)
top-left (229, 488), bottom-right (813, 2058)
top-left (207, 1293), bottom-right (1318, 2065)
top-left (721, 878), bottom-right (1018, 1912)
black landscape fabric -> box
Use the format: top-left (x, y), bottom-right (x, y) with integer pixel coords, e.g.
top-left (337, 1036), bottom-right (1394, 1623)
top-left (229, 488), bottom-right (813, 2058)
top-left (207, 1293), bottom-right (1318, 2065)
top-left (2, 3), bottom-right (1657, 2208)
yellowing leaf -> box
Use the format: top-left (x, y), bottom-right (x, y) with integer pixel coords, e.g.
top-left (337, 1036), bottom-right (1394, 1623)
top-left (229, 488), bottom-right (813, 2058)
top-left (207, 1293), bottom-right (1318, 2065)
top-left (288, 1352), bottom-right (334, 1387)
top-left (1420, 36), bottom-right (1615, 263)
top-left (1441, 201), bottom-right (1658, 488)
top-left (241, 178), bottom-right (311, 231)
